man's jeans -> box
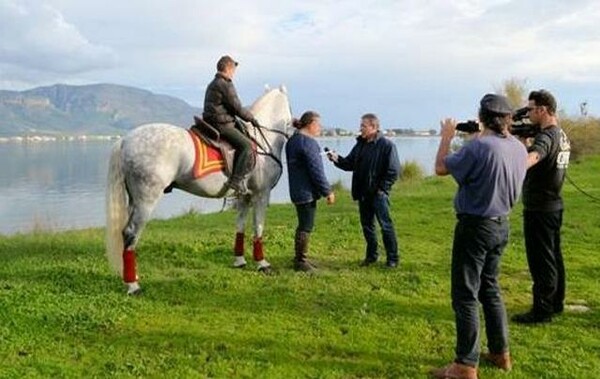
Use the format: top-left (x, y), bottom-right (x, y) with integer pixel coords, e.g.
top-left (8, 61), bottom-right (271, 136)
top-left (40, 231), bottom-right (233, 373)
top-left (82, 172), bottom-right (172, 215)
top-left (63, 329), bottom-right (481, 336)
top-left (523, 210), bottom-right (565, 315)
top-left (358, 192), bottom-right (398, 263)
top-left (451, 215), bottom-right (510, 367)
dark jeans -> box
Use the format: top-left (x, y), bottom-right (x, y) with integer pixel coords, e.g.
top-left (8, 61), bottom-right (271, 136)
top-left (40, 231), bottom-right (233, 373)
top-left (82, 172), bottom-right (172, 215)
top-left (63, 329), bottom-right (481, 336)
top-left (523, 210), bottom-right (565, 315)
top-left (214, 123), bottom-right (252, 179)
top-left (295, 201), bottom-right (317, 233)
top-left (358, 192), bottom-right (398, 263)
top-left (451, 215), bottom-right (509, 367)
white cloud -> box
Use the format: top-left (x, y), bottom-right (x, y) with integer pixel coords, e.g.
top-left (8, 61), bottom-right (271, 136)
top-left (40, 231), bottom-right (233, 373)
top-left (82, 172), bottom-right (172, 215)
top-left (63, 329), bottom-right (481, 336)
top-left (1, 0), bottom-right (599, 124)
top-left (0, 0), bottom-right (117, 78)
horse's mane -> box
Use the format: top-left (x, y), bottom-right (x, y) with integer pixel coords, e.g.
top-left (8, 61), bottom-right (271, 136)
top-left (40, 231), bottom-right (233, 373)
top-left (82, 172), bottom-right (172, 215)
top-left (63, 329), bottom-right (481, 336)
top-left (249, 86), bottom-right (290, 136)
top-left (250, 86), bottom-right (288, 113)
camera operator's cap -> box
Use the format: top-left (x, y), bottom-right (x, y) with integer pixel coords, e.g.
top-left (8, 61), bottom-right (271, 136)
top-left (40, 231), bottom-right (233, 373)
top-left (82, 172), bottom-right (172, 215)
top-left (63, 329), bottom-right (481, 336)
top-left (480, 93), bottom-right (513, 115)
top-left (217, 55), bottom-right (238, 70)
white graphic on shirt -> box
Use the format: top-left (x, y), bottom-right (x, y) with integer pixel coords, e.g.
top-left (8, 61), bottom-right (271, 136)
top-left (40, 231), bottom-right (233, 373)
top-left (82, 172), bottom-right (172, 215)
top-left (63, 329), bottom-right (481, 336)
top-left (557, 129), bottom-right (570, 169)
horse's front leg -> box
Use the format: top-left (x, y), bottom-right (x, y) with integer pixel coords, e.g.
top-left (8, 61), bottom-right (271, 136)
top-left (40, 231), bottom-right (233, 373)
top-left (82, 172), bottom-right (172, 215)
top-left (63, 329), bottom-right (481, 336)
top-left (233, 198), bottom-right (251, 268)
top-left (252, 194), bottom-right (272, 273)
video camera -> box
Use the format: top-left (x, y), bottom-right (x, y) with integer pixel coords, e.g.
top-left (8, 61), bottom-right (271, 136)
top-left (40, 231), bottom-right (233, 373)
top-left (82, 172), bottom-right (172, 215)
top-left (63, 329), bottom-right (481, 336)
top-left (455, 120), bottom-right (480, 133)
top-left (455, 106), bottom-right (539, 138)
top-left (510, 106), bottom-right (539, 138)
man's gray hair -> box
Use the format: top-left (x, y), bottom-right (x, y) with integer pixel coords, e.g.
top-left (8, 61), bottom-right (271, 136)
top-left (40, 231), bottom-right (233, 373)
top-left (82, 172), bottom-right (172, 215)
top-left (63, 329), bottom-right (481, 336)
top-left (361, 113), bottom-right (380, 129)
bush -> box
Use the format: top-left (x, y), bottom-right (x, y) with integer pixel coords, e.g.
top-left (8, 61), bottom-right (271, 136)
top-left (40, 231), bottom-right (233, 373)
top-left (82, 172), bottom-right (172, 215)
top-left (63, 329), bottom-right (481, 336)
top-left (400, 160), bottom-right (425, 181)
top-left (561, 116), bottom-right (600, 161)
top-left (331, 179), bottom-right (345, 192)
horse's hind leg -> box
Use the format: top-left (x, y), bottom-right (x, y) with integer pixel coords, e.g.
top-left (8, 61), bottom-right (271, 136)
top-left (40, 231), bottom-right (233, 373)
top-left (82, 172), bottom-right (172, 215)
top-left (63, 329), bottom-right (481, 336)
top-left (122, 194), bottom-right (161, 295)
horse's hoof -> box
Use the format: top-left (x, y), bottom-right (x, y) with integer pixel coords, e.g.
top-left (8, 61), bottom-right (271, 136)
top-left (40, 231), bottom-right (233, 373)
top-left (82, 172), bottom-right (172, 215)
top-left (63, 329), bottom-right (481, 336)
top-left (127, 288), bottom-right (143, 296)
top-left (258, 266), bottom-right (274, 275)
top-left (233, 257), bottom-right (247, 268)
top-left (126, 282), bottom-right (142, 296)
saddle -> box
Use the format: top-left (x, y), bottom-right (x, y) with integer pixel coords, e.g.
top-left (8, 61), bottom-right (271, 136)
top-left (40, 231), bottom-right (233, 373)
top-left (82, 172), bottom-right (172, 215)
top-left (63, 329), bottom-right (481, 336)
top-left (163, 117), bottom-right (256, 195)
top-left (190, 116), bottom-right (256, 178)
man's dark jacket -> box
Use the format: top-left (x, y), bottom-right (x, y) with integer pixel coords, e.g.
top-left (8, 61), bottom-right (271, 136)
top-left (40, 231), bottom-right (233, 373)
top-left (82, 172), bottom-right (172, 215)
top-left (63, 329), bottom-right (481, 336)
top-left (203, 73), bottom-right (255, 126)
top-left (334, 131), bottom-right (401, 201)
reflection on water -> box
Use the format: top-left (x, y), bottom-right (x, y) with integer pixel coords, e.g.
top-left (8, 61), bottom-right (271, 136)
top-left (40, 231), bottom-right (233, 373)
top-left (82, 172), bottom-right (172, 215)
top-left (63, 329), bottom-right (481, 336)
top-left (0, 136), bottom-right (439, 235)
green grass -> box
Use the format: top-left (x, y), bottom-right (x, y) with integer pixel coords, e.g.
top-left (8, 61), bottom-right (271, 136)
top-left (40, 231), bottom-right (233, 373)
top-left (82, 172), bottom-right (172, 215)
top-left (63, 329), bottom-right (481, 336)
top-left (1, 157), bottom-right (599, 378)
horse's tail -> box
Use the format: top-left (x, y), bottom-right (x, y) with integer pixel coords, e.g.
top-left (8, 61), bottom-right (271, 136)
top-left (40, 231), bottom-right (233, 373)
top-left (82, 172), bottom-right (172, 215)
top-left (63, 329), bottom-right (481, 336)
top-left (105, 139), bottom-right (127, 276)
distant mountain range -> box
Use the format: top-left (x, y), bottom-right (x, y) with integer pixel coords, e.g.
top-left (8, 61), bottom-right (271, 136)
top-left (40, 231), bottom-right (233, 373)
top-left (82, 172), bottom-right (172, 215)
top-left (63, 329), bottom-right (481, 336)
top-left (0, 83), bottom-right (201, 137)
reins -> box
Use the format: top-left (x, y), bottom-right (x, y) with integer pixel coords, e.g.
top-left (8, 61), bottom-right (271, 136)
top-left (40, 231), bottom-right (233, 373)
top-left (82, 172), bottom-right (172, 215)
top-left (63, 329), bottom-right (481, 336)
top-left (246, 122), bottom-right (290, 189)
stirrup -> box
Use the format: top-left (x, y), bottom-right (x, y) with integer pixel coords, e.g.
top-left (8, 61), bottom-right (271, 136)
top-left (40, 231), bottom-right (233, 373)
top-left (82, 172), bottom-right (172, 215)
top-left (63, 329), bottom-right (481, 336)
top-left (227, 178), bottom-right (249, 195)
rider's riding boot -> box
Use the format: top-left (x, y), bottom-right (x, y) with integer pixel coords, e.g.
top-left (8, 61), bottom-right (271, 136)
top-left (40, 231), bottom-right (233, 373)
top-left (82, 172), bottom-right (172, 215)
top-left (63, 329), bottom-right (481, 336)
top-left (226, 175), bottom-right (249, 195)
top-left (293, 231), bottom-right (316, 273)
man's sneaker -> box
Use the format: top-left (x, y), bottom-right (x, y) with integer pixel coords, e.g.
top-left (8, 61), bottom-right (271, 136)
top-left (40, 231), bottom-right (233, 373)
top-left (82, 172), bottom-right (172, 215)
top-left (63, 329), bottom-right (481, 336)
top-left (359, 258), bottom-right (377, 267)
top-left (553, 304), bottom-right (564, 315)
top-left (511, 311), bottom-right (552, 324)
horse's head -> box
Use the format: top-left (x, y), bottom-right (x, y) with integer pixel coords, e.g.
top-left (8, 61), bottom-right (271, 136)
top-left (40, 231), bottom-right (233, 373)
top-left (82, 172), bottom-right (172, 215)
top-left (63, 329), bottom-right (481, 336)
top-left (250, 85), bottom-right (292, 136)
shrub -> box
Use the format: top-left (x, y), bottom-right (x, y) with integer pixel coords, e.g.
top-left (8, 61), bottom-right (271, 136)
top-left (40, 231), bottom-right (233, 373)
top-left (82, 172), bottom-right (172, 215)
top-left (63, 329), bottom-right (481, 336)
top-left (561, 116), bottom-right (600, 161)
top-left (400, 160), bottom-right (425, 181)
top-left (331, 180), bottom-right (345, 192)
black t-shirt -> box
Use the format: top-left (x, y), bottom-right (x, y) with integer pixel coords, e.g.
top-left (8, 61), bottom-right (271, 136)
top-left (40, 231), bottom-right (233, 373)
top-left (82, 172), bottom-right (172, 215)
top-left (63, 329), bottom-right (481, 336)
top-left (523, 126), bottom-right (571, 211)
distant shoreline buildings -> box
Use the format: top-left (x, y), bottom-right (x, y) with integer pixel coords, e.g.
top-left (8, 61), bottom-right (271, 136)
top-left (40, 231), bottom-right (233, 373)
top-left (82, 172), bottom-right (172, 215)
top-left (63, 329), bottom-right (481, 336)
top-left (0, 127), bottom-right (437, 143)
top-left (0, 134), bottom-right (122, 143)
top-left (320, 127), bottom-right (437, 137)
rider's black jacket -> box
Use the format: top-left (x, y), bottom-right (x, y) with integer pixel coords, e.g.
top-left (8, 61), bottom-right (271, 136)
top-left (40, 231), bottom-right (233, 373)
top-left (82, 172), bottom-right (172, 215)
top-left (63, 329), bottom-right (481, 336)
top-left (203, 73), bottom-right (255, 127)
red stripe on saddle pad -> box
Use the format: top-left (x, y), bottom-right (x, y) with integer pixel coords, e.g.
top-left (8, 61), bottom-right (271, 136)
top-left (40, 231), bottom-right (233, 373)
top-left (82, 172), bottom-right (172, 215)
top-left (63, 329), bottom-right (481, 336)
top-left (187, 130), bottom-right (225, 179)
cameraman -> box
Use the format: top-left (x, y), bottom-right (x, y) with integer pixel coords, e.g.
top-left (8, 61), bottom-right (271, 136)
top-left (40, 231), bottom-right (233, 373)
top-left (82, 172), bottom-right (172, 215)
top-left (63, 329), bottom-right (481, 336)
top-left (512, 90), bottom-right (571, 324)
top-left (431, 94), bottom-right (527, 379)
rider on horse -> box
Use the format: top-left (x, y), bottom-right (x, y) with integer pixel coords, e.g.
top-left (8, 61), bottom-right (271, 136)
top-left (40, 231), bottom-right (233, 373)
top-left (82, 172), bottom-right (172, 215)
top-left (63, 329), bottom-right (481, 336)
top-left (203, 55), bottom-right (261, 195)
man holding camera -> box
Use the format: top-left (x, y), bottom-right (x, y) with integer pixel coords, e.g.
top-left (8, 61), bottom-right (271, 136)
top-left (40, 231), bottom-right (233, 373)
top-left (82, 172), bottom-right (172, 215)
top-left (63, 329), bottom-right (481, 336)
top-left (512, 90), bottom-right (571, 324)
top-left (431, 94), bottom-right (527, 379)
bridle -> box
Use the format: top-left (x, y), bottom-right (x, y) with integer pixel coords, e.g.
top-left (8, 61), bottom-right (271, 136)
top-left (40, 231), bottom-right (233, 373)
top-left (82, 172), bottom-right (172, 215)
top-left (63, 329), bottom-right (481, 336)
top-left (246, 119), bottom-right (292, 189)
top-left (244, 90), bottom-right (293, 189)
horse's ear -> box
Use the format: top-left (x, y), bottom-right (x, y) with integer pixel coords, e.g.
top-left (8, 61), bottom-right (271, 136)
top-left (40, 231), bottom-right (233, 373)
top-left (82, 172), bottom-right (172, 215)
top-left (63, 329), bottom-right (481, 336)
top-left (279, 85), bottom-right (287, 94)
top-left (264, 84), bottom-right (271, 92)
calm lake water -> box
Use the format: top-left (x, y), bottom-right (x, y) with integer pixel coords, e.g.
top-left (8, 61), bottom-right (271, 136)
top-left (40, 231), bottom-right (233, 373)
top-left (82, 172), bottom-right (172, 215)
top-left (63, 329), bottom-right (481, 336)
top-left (0, 136), bottom-right (440, 235)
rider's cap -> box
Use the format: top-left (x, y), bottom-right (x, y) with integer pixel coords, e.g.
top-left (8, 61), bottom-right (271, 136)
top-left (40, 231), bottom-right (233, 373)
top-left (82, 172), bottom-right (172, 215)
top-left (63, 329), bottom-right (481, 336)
top-left (480, 94), bottom-right (512, 115)
top-left (217, 55), bottom-right (238, 71)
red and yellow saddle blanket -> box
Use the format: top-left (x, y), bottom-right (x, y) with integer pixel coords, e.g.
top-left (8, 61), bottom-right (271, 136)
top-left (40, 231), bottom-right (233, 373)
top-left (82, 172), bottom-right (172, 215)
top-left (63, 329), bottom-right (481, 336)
top-left (187, 130), bottom-right (225, 179)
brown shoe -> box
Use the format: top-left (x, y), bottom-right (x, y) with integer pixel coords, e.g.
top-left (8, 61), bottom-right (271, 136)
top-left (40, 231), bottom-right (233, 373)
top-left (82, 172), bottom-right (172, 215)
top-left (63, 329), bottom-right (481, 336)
top-left (481, 352), bottom-right (512, 371)
top-left (430, 362), bottom-right (478, 379)
top-left (293, 260), bottom-right (316, 273)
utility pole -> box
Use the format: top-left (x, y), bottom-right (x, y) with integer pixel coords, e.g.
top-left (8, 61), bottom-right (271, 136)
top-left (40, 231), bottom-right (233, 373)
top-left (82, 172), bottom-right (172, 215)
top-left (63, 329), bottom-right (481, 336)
top-left (579, 101), bottom-right (589, 117)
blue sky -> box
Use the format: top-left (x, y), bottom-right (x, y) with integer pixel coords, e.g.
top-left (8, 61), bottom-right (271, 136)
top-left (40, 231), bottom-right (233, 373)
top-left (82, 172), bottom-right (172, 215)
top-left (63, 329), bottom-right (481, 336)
top-left (1, 0), bottom-right (599, 130)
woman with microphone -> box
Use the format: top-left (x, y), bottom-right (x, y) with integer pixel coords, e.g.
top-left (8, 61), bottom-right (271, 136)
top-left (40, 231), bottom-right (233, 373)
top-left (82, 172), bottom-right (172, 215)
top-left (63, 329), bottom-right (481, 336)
top-left (285, 111), bottom-right (335, 273)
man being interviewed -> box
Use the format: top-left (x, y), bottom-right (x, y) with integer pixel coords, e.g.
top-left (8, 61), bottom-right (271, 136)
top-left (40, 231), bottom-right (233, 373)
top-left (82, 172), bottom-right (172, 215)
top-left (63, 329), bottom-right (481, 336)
top-left (326, 113), bottom-right (401, 268)
top-left (431, 94), bottom-right (528, 379)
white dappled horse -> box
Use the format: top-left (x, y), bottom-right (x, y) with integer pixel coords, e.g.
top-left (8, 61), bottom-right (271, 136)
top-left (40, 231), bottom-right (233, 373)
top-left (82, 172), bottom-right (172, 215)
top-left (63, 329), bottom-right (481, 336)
top-left (105, 86), bottom-right (292, 294)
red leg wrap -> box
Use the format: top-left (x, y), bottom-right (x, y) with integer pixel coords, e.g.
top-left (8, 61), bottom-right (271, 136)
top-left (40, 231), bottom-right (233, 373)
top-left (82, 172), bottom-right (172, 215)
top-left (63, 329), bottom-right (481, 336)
top-left (253, 237), bottom-right (264, 261)
top-left (123, 248), bottom-right (137, 283)
top-left (234, 232), bottom-right (245, 256)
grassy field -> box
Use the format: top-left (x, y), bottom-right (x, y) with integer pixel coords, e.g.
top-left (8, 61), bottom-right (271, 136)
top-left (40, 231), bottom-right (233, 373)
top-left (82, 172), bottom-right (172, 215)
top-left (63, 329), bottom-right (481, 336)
top-left (1, 156), bottom-right (599, 379)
